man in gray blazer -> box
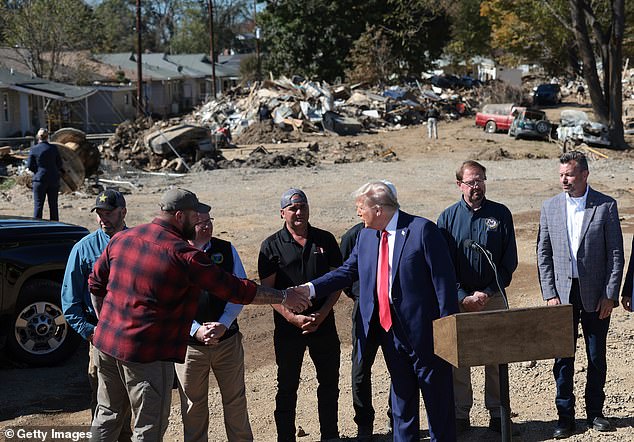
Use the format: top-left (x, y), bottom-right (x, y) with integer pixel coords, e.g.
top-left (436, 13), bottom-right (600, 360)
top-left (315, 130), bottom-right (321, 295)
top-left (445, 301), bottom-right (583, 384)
top-left (537, 151), bottom-right (624, 439)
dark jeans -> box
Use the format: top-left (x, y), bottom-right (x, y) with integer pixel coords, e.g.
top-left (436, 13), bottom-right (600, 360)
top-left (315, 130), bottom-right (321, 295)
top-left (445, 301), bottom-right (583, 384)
top-left (553, 279), bottom-right (610, 422)
top-left (351, 299), bottom-right (392, 428)
top-left (274, 316), bottom-right (340, 442)
top-left (32, 181), bottom-right (59, 220)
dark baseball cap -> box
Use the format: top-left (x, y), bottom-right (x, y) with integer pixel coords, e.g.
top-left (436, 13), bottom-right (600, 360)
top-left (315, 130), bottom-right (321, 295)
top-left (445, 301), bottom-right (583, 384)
top-left (91, 189), bottom-right (126, 212)
top-left (280, 188), bottom-right (308, 209)
top-left (160, 188), bottom-right (211, 213)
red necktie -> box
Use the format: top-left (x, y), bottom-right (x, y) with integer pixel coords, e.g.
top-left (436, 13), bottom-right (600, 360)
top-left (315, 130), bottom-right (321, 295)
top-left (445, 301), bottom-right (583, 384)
top-left (377, 230), bottom-right (392, 331)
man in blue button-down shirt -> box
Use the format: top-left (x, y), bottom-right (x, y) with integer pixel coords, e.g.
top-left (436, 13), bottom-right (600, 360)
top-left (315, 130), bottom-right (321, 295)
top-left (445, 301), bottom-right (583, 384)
top-left (437, 160), bottom-right (518, 435)
top-left (61, 189), bottom-right (130, 434)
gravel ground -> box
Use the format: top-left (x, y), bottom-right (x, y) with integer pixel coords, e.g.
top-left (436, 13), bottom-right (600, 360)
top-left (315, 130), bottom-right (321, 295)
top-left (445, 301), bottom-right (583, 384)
top-left (2, 111), bottom-right (634, 441)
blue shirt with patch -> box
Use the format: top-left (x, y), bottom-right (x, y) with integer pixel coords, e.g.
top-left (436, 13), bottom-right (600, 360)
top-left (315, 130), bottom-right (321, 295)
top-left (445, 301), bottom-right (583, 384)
top-left (437, 198), bottom-right (518, 302)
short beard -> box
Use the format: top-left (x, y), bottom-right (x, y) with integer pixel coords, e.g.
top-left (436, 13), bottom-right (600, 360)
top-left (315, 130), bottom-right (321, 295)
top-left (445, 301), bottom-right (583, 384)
top-left (182, 219), bottom-right (197, 241)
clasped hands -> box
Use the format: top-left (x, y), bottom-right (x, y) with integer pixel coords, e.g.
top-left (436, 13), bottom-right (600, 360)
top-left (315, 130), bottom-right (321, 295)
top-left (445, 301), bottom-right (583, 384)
top-left (282, 284), bottom-right (312, 313)
top-left (194, 322), bottom-right (227, 345)
top-left (461, 290), bottom-right (490, 312)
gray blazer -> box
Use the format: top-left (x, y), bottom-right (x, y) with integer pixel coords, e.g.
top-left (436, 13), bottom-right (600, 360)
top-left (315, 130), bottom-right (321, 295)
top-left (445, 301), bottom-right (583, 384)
top-left (537, 187), bottom-right (624, 312)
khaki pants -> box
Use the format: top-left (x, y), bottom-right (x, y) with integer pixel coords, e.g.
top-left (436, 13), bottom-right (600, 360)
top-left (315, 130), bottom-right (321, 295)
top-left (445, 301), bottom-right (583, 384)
top-left (175, 332), bottom-right (253, 442)
top-left (91, 348), bottom-right (174, 442)
top-left (453, 294), bottom-right (507, 420)
top-left (89, 344), bottom-right (133, 441)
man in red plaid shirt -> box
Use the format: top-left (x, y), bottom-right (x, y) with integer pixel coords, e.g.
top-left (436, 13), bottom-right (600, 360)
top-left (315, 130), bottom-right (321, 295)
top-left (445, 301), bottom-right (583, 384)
top-left (88, 188), bottom-right (309, 441)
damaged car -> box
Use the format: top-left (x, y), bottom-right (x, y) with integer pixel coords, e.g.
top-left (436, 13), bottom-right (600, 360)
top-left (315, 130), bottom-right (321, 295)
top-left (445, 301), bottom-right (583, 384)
top-left (557, 110), bottom-right (610, 148)
top-left (508, 108), bottom-right (551, 140)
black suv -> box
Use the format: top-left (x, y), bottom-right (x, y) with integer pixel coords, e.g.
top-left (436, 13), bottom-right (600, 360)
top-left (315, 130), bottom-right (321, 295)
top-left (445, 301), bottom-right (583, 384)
top-left (0, 216), bottom-right (88, 365)
top-left (533, 84), bottom-right (562, 106)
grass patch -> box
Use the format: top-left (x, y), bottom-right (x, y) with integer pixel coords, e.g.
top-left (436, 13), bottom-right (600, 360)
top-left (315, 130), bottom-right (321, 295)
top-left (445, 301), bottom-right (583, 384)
top-left (0, 177), bottom-right (16, 191)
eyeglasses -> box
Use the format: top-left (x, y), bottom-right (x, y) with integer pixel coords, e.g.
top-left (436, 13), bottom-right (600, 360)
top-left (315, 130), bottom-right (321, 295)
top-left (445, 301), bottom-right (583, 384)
top-left (196, 218), bottom-right (214, 229)
top-left (460, 179), bottom-right (486, 189)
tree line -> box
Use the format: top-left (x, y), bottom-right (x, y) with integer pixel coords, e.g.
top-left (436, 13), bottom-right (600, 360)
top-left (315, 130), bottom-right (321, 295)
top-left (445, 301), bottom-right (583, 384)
top-left (1, 0), bottom-right (632, 146)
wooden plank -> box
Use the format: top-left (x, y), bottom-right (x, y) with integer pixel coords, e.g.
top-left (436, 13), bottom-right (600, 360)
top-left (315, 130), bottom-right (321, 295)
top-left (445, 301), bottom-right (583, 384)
top-left (433, 305), bottom-right (574, 368)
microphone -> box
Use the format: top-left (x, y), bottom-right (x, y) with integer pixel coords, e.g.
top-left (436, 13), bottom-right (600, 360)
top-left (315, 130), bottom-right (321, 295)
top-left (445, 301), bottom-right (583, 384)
top-left (463, 239), bottom-right (486, 252)
top-left (462, 239), bottom-right (509, 309)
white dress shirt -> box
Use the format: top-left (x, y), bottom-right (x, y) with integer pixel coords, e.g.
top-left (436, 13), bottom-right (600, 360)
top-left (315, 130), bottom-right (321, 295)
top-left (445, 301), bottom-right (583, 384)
top-left (383, 211), bottom-right (399, 302)
top-left (306, 211), bottom-right (400, 301)
top-left (565, 186), bottom-right (588, 278)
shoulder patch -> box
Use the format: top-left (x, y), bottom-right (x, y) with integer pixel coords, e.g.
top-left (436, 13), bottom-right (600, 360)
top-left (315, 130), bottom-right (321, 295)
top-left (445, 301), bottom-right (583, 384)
top-left (210, 253), bottom-right (224, 265)
top-left (485, 217), bottom-right (499, 231)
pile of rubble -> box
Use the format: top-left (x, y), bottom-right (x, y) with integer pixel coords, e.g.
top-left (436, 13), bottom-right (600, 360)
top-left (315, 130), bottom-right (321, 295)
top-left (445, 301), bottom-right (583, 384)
top-left (93, 76), bottom-right (481, 174)
top-left (187, 75), bottom-right (478, 138)
top-left (187, 140), bottom-right (397, 172)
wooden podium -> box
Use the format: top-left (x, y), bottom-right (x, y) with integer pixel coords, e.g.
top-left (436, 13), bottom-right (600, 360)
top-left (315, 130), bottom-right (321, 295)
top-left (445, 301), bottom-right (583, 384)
top-left (433, 305), bottom-right (575, 441)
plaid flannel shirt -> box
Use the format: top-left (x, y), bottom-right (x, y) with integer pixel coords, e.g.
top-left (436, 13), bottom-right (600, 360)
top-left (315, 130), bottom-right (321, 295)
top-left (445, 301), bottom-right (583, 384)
top-left (89, 217), bottom-right (256, 363)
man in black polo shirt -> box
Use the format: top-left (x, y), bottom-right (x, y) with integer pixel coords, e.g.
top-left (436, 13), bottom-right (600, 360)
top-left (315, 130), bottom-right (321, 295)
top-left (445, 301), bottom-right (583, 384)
top-left (259, 188), bottom-right (343, 442)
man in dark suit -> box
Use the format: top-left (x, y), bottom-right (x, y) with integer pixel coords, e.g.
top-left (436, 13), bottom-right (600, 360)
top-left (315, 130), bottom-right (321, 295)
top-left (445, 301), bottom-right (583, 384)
top-left (537, 151), bottom-right (624, 439)
top-left (292, 180), bottom-right (458, 442)
top-left (27, 128), bottom-right (62, 220)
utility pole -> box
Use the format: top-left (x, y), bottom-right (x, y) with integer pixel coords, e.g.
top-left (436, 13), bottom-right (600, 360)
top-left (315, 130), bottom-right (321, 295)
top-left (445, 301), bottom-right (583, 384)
top-left (136, 0), bottom-right (143, 117)
top-left (208, 0), bottom-right (217, 98)
top-left (254, 0), bottom-right (261, 82)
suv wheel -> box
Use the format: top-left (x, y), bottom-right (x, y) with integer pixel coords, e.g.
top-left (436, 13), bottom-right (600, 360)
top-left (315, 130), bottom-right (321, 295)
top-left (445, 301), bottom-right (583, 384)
top-left (485, 121), bottom-right (497, 133)
top-left (536, 121), bottom-right (550, 134)
top-left (8, 279), bottom-right (80, 366)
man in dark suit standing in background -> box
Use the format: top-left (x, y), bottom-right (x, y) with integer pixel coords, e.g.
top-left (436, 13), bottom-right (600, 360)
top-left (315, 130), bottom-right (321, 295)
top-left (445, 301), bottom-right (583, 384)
top-left (537, 151), bottom-right (624, 439)
top-left (293, 180), bottom-right (458, 442)
top-left (27, 128), bottom-right (62, 220)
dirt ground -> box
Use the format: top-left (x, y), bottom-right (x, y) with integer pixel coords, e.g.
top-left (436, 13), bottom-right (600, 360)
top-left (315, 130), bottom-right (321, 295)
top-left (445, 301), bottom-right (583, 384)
top-left (2, 104), bottom-right (634, 442)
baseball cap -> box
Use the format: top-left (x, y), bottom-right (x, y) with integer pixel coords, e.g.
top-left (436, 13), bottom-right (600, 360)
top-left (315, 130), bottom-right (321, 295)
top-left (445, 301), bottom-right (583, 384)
top-left (160, 188), bottom-right (211, 213)
top-left (91, 189), bottom-right (126, 212)
top-left (280, 188), bottom-right (308, 209)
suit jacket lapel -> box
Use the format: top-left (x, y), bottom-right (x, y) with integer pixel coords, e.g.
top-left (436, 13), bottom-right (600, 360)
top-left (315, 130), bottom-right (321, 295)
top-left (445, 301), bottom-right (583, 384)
top-left (580, 187), bottom-right (597, 242)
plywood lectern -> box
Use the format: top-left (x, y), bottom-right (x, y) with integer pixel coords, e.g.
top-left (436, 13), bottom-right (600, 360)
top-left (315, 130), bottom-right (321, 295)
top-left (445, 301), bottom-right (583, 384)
top-left (433, 304), bottom-right (575, 441)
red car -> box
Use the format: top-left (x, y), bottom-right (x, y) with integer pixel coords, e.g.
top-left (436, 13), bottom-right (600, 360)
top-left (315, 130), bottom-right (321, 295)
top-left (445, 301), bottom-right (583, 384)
top-left (475, 103), bottom-right (524, 133)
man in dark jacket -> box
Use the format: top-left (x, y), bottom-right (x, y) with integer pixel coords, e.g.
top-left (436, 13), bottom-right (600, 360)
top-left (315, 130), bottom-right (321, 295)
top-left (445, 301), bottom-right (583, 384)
top-left (27, 128), bottom-right (62, 220)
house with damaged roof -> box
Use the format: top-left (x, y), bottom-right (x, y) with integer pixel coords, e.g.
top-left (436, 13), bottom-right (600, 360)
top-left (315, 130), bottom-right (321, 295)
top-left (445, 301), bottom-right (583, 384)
top-left (93, 52), bottom-right (241, 117)
top-left (0, 48), bottom-right (137, 136)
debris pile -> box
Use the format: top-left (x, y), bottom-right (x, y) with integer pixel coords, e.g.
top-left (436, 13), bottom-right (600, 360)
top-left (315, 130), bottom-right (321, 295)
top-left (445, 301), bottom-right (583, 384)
top-left (98, 118), bottom-right (155, 169)
top-left (187, 140), bottom-right (397, 172)
top-left (186, 76), bottom-right (478, 139)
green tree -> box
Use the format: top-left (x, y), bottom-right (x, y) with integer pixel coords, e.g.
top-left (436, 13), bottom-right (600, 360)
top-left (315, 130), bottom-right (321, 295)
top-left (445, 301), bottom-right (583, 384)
top-left (260, 0), bottom-right (381, 81)
top-left (481, 0), bottom-right (572, 74)
top-left (93, 0), bottom-right (136, 53)
top-left (2, 0), bottom-right (94, 79)
top-left (382, 0), bottom-right (450, 76)
top-left (165, 1), bottom-right (251, 55)
top-left (442, 0), bottom-right (492, 64)
top-left (345, 24), bottom-right (396, 85)
top-left (170, 1), bottom-right (209, 53)
top-left (260, 0), bottom-right (446, 81)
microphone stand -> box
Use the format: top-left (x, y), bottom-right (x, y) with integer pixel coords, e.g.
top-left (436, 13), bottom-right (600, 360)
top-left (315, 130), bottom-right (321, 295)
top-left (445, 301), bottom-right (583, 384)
top-left (472, 242), bottom-right (509, 309)
top-left (472, 241), bottom-right (512, 442)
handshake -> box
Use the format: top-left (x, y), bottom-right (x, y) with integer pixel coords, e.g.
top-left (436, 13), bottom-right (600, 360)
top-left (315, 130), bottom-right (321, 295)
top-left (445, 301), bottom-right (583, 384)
top-left (281, 284), bottom-right (312, 313)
